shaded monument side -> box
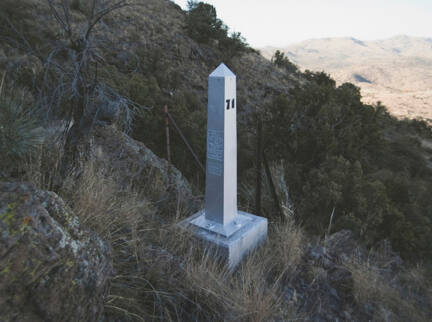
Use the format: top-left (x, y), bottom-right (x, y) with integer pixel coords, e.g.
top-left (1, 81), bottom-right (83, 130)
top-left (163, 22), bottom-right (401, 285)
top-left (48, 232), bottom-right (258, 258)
top-left (205, 75), bottom-right (225, 224)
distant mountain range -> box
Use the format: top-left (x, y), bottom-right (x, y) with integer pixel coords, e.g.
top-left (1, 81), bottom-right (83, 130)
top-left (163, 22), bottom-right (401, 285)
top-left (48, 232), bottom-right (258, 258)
top-left (261, 35), bottom-right (432, 122)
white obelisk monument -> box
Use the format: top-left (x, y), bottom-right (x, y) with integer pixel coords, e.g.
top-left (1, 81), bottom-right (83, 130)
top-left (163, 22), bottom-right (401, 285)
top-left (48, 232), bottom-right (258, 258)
top-left (181, 63), bottom-right (267, 269)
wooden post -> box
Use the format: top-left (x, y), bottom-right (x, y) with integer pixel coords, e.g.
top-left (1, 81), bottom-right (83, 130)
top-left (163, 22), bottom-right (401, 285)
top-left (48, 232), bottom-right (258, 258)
top-left (263, 152), bottom-right (284, 221)
top-left (0, 71), bottom-right (6, 97)
top-left (255, 116), bottom-right (262, 216)
top-left (164, 104), bottom-right (172, 184)
top-left (166, 110), bottom-right (205, 173)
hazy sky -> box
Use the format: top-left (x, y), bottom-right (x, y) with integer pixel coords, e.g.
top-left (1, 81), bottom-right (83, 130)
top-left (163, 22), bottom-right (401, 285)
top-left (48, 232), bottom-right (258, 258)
top-left (172, 0), bottom-right (432, 47)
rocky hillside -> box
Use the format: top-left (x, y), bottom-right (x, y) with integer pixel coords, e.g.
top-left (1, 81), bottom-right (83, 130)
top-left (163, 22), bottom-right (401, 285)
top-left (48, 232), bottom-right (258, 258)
top-left (0, 0), bottom-right (303, 183)
top-left (1, 1), bottom-right (432, 321)
top-left (262, 35), bottom-right (432, 122)
top-left (102, 0), bottom-right (298, 112)
top-left (0, 0), bottom-right (298, 111)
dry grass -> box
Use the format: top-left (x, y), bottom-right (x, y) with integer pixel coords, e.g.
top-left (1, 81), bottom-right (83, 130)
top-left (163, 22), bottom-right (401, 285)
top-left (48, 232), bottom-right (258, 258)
top-left (345, 254), bottom-right (430, 322)
top-left (266, 219), bottom-right (304, 280)
top-left (59, 161), bottom-right (305, 321)
top-left (43, 161), bottom-right (431, 321)
top-left (64, 162), bottom-right (161, 320)
top-left (64, 162), bottom-right (154, 242)
top-left (20, 127), bottom-right (65, 191)
top-left (166, 221), bottom-right (302, 321)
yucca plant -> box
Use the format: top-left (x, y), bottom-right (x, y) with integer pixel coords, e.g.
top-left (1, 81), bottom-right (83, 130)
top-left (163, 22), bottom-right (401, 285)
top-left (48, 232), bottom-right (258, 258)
top-left (0, 94), bottom-right (43, 169)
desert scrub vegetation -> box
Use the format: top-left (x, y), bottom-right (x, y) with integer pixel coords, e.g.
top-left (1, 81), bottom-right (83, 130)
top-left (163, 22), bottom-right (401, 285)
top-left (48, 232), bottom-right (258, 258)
top-left (63, 161), bottom-right (432, 321)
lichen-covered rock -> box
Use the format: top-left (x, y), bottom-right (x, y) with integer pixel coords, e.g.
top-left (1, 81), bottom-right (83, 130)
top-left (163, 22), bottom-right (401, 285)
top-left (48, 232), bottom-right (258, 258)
top-left (0, 182), bottom-right (113, 321)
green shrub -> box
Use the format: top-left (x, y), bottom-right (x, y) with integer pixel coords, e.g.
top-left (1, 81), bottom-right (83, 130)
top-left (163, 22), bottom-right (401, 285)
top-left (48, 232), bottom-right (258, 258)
top-left (271, 50), bottom-right (298, 74)
top-left (219, 31), bottom-right (250, 61)
top-left (262, 72), bottom-right (432, 260)
top-left (186, 1), bottom-right (250, 59)
top-left (186, 1), bottom-right (224, 44)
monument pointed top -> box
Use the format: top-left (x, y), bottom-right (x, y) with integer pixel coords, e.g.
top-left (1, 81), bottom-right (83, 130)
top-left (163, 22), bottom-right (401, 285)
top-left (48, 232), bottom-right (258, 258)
top-left (209, 63), bottom-right (236, 78)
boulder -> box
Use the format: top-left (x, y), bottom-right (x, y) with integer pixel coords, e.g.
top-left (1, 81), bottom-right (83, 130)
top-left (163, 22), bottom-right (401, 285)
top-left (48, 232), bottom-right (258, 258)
top-left (92, 125), bottom-right (196, 210)
top-left (325, 230), bottom-right (363, 262)
top-left (0, 182), bottom-right (113, 321)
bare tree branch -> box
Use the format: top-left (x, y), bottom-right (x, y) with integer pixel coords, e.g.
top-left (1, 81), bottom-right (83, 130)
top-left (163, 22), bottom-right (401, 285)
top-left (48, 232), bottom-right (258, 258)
top-left (59, 0), bottom-right (73, 39)
top-left (47, 0), bottom-right (69, 36)
top-left (85, 0), bottom-right (129, 40)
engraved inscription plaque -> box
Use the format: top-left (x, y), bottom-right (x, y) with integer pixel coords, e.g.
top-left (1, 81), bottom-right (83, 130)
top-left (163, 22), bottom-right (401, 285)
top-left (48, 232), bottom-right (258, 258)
top-left (207, 129), bottom-right (224, 161)
top-left (207, 159), bottom-right (222, 176)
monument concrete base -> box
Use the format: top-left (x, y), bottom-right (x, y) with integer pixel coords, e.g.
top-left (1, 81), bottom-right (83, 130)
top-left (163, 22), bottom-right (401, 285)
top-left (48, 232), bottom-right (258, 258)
top-left (180, 211), bottom-right (268, 269)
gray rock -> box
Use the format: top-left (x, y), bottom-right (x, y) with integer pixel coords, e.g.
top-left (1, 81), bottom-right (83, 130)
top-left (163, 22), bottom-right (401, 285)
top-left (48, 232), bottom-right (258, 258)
top-left (309, 245), bottom-right (334, 268)
top-left (325, 230), bottom-right (363, 262)
top-left (0, 182), bottom-right (113, 321)
top-left (92, 125), bottom-right (196, 210)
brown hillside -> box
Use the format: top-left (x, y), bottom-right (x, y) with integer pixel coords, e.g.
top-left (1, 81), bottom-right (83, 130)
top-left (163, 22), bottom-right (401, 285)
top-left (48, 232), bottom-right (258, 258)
top-left (262, 36), bottom-right (432, 122)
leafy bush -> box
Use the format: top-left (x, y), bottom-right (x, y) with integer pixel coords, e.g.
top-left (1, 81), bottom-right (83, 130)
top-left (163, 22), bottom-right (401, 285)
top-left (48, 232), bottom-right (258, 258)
top-left (186, 1), bottom-right (251, 60)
